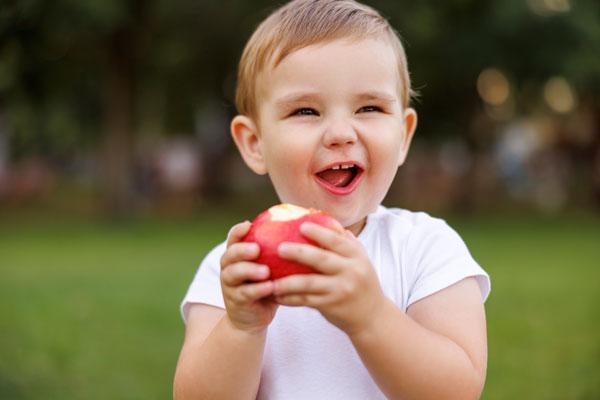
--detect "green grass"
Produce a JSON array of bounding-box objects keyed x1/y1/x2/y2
[
  {"x1": 1, "y1": 212, "x2": 599, "y2": 399},
  {"x1": 456, "y1": 216, "x2": 600, "y2": 400}
]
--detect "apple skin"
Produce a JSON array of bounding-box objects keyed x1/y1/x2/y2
[{"x1": 242, "y1": 204, "x2": 343, "y2": 280}]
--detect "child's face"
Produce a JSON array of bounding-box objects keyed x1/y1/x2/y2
[{"x1": 232, "y1": 38, "x2": 417, "y2": 234}]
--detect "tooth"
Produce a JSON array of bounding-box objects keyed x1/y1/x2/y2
[
  {"x1": 341, "y1": 164, "x2": 352, "y2": 169},
  {"x1": 332, "y1": 165, "x2": 340, "y2": 170}
]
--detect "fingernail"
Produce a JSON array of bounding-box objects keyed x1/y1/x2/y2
[
  {"x1": 259, "y1": 265, "x2": 269, "y2": 274},
  {"x1": 278, "y1": 243, "x2": 289, "y2": 255},
  {"x1": 300, "y1": 222, "x2": 312, "y2": 233}
]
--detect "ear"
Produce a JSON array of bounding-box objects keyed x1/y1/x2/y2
[
  {"x1": 230, "y1": 115, "x2": 267, "y2": 175},
  {"x1": 397, "y1": 108, "x2": 418, "y2": 167}
]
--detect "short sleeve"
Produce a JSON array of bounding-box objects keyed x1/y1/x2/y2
[
  {"x1": 404, "y1": 219, "x2": 490, "y2": 308},
  {"x1": 180, "y1": 242, "x2": 227, "y2": 323}
]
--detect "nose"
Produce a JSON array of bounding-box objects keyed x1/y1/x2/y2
[{"x1": 322, "y1": 117, "x2": 358, "y2": 148}]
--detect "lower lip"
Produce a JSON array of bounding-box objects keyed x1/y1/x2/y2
[{"x1": 314, "y1": 169, "x2": 363, "y2": 196}]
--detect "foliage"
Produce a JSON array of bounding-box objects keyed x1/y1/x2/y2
[{"x1": 1, "y1": 0, "x2": 599, "y2": 158}]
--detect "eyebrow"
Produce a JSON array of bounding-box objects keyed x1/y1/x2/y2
[
  {"x1": 354, "y1": 91, "x2": 398, "y2": 104},
  {"x1": 274, "y1": 91, "x2": 397, "y2": 109},
  {"x1": 274, "y1": 92, "x2": 320, "y2": 108}
]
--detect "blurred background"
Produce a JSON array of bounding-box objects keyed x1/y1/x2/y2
[{"x1": 0, "y1": 0, "x2": 599, "y2": 398}]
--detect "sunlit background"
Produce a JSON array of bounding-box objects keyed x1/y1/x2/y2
[{"x1": 1, "y1": 0, "x2": 599, "y2": 399}]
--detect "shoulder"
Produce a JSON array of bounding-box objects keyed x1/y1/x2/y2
[
  {"x1": 202, "y1": 241, "x2": 228, "y2": 267},
  {"x1": 193, "y1": 240, "x2": 229, "y2": 281},
  {"x1": 180, "y1": 241, "x2": 228, "y2": 321},
  {"x1": 371, "y1": 206, "x2": 473, "y2": 263},
  {"x1": 365, "y1": 205, "x2": 453, "y2": 244},
  {"x1": 367, "y1": 205, "x2": 473, "y2": 268},
  {"x1": 368, "y1": 206, "x2": 490, "y2": 302}
]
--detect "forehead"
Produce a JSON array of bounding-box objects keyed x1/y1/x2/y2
[{"x1": 257, "y1": 38, "x2": 401, "y2": 105}]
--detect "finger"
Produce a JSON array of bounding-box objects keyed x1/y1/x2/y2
[
  {"x1": 272, "y1": 274, "x2": 330, "y2": 296},
  {"x1": 321, "y1": 217, "x2": 345, "y2": 234},
  {"x1": 220, "y1": 242, "x2": 260, "y2": 268},
  {"x1": 277, "y1": 242, "x2": 343, "y2": 274},
  {"x1": 222, "y1": 262, "x2": 270, "y2": 287},
  {"x1": 226, "y1": 221, "x2": 252, "y2": 247},
  {"x1": 299, "y1": 222, "x2": 356, "y2": 256},
  {"x1": 275, "y1": 293, "x2": 326, "y2": 307},
  {"x1": 232, "y1": 280, "x2": 275, "y2": 303}
]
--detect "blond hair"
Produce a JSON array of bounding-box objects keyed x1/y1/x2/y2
[{"x1": 235, "y1": 0, "x2": 414, "y2": 120}]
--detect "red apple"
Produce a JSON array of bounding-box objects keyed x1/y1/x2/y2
[{"x1": 242, "y1": 203, "x2": 343, "y2": 280}]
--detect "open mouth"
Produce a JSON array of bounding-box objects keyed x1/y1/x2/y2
[{"x1": 315, "y1": 163, "x2": 363, "y2": 195}]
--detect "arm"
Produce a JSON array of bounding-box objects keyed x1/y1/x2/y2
[
  {"x1": 349, "y1": 277, "x2": 487, "y2": 400},
  {"x1": 173, "y1": 222, "x2": 278, "y2": 400},
  {"x1": 273, "y1": 223, "x2": 487, "y2": 400},
  {"x1": 173, "y1": 304, "x2": 268, "y2": 400}
]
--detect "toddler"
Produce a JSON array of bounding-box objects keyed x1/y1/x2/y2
[{"x1": 174, "y1": 1, "x2": 491, "y2": 399}]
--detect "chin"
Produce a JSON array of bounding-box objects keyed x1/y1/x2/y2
[
  {"x1": 321, "y1": 207, "x2": 366, "y2": 231},
  {"x1": 278, "y1": 192, "x2": 374, "y2": 230}
]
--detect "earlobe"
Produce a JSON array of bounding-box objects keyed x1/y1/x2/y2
[
  {"x1": 398, "y1": 108, "x2": 418, "y2": 167},
  {"x1": 230, "y1": 115, "x2": 268, "y2": 175}
]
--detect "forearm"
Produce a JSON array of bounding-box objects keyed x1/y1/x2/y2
[
  {"x1": 349, "y1": 299, "x2": 485, "y2": 400},
  {"x1": 174, "y1": 316, "x2": 266, "y2": 400}
]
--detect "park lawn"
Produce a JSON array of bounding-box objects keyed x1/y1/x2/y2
[{"x1": 0, "y1": 211, "x2": 599, "y2": 399}]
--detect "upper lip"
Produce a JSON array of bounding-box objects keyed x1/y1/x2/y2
[{"x1": 315, "y1": 161, "x2": 365, "y2": 174}]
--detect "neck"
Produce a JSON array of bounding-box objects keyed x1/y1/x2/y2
[{"x1": 346, "y1": 217, "x2": 366, "y2": 236}]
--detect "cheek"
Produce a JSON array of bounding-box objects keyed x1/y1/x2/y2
[
  {"x1": 264, "y1": 145, "x2": 308, "y2": 187},
  {"x1": 368, "y1": 136, "x2": 404, "y2": 180},
  {"x1": 372, "y1": 130, "x2": 404, "y2": 161},
  {"x1": 265, "y1": 127, "x2": 316, "y2": 164},
  {"x1": 266, "y1": 138, "x2": 302, "y2": 164}
]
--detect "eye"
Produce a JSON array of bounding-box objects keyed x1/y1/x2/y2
[
  {"x1": 358, "y1": 105, "x2": 383, "y2": 113},
  {"x1": 291, "y1": 108, "x2": 319, "y2": 117}
]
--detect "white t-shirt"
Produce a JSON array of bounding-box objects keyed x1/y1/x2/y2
[{"x1": 181, "y1": 206, "x2": 491, "y2": 399}]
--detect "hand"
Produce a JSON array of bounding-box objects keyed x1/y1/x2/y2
[
  {"x1": 220, "y1": 221, "x2": 278, "y2": 333},
  {"x1": 273, "y1": 222, "x2": 386, "y2": 336}
]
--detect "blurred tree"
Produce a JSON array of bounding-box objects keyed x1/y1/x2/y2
[
  {"x1": 0, "y1": 0, "x2": 147, "y2": 214},
  {"x1": 373, "y1": 0, "x2": 600, "y2": 141},
  {"x1": 0, "y1": 0, "x2": 598, "y2": 212}
]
